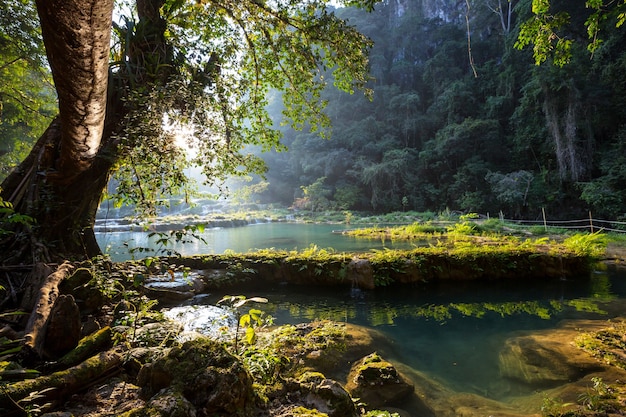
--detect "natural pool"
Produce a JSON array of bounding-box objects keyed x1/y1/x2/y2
[
  {"x1": 97, "y1": 222, "x2": 414, "y2": 261},
  {"x1": 100, "y1": 222, "x2": 626, "y2": 413},
  {"x1": 170, "y1": 263, "x2": 626, "y2": 414}
]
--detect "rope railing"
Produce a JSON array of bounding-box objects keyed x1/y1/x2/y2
[{"x1": 495, "y1": 210, "x2": 626, "y2": 234}]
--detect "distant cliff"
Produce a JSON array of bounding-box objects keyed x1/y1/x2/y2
[{"x1": 388, "y1": 0, "x2": 465, "y2": 23}]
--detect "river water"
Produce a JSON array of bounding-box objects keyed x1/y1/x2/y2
[
  {"x1": 97, "y1": 222, "x2": 626, "y2": 414},
  {"x1": 182, "y1": 267, "x2": 625, "y2": 402},
  {"x1": 97, "y1": 222, "x2": 414, "y2": 261}
]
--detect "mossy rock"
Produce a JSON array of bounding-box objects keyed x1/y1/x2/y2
[
  {"x1": 346, "y1": 353, "x2": 414, "y2": 408},
  {"x1": 136, "y1": 338, "x2": 254, "y2": 416},
  {"x1": 276, "y1": 406, "x2": 330, "y2": 417},
  {"x1": 289, "y1": 371, "x2": 358, "y2": 417}
]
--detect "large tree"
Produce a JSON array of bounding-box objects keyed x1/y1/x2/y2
[{"x1": 0, "y1": 0, "x2": 374, "y2": 264}]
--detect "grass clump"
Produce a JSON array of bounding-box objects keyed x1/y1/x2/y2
[{"x1": 562, "y1": 232, "x2": 608, "y2": 258}]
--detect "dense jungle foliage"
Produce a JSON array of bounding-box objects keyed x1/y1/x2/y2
[
  {"x1": 246, "y1": 0, "x2": 626, "y2": 220},
  {"x1": 3, "y1": 0, "x2": 626, "y2": 221}
]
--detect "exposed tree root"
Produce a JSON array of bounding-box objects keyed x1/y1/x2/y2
[
  {"x1": 22, "y1": 262, "x2": 74, "y2": 358},
  {"x1": 0, "y1": 347, "x2": 124, "y2": 414}
]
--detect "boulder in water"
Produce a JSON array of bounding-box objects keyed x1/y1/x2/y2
[
  {"x1": 499, "y1": 320, "x2": 608, "y2": 387},
  {"x1": 345, "y1": 352, "x2": 414, "y2": 408}
]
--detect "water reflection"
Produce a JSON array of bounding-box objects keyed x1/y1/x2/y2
[
  {"x1": 97, "y1": 223, "x2": 415, "y2": 261},
  {"x1": 187, "y1": 266, "x2": 624, "y2": 401}
]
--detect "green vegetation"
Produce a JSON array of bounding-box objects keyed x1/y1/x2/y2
[
  {"x1": 0, "y1": 192, "x2": 34, "y2": 238},
  {"x1": 0, "y1": 0, "x2": 56, "y2": 181},
  {"x1": 237, "y1": 320, "x2": 348, "y2": 398},
  {"x1": 231, "y1": 0, "x2": 626, "y2": 221},
  {"x1": 576, "y1": 321, "x2": 626, "y2": 370},
  {"x1": 541, "y1": 377, "x2": 623, "y2": 416},
  {"x1": 218, "y1": 295, "x2": 271, "y2": 354},
  {"x1": 343, "y1": 214, "x2": 611, "y2": 261}
]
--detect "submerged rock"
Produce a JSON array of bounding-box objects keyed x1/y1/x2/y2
[
  {"x1": 499, "y1": 320, "x2": 607, "y2": 387},
  {"x1": 143, "y1": 271, "x2": 205, "y2": 304}
]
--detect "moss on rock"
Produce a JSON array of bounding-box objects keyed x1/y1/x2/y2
[
  {"x1": 136, "y1": 337, "x2": 255, "y2": 416},
  {"x1": 346, "y1": 352, "x2": 414, "y2": 409}
]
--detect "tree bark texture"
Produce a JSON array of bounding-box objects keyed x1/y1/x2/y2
[
  {"x1": 0, "y1": 97, "x2": 127, "y2": 259},
  {"x1": 0, "y1": 348, "x2": 123, "y2": 413},
  {"x1": 23, "y1": 262, "x2": 74, "y2": 358},
  {"x1": 1, "y1": 0, "x2": 121, "y2": 261},
  {"x1": 34, "y1": 0, "x2": 114, "y2": 181}
]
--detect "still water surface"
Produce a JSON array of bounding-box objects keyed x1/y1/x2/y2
[
  {"x1": 97, "y1": 222, "x2": 413, "y2": 261},
  {"x1": 189, "y1": 269, "x2": 625, "y2": 405},
  {"x1": 99, "y1": 222, "x2": 626, "y2": 412}
]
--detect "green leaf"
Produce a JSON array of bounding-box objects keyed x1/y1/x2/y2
[
  {"x1": 239, "y1": 314, "x2": 251, "y2": 327},
  {"x1": 244, "y1": 326, "x2": 256, "y2": 345}
]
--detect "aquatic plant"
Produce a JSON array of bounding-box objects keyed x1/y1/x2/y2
[
  {"x1": 446, "y1": 213, "x2": 479, "y2": 236},
  {"x1": 578, "y1": 377, "x2": 615, "y2": 411},
  {"x1": 540, "y1": 395, "x2": 574, "y2": 417}
]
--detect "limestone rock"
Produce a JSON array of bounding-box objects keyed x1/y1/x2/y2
[
  {"x1": 346, "y1": 352, "x2": 414, "y2": 408},
  {"x1": 132, "y1": 321, "x2": 184, "y2": 347},
  {"x1": 348, "y1": 259, "x2": 374, "y2": 289},
  {"x1": 499, "y1": 321, "x2": 607, "y2": 387},
  {"x1": 274, "y1": 406, "x2": 330, "y2": 416},
  {"x1": 295, "y1": 371, "x2": 358, "y2": 417},
  {"x1": 143, "y1": 388, "x2": 197, "y2": 417},
  {"x1": 143, "y1": 271, "x2": 205, "y2": 305},
  {"x1": 137, "y1": 338, "x2": 254, "y2": 416}
]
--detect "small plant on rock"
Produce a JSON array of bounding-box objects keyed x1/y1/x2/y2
[{"x1": 218, "y1": 295, "x2": 271, "y2": 354}]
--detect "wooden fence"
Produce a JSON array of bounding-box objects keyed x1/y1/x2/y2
[{"x1": 495, "y1": 210, "x2": 626, "y2": 234}]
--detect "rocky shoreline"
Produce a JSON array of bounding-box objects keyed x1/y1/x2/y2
[{"x1": 1, "y1": 251, "x2": 625, "y2": 416}]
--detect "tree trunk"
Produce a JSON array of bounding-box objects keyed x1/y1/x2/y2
[
  {"x1": 0, "y1": 123, "x2": 117, "y2": 260},
  {"x1": 0, "y1": 348, "x2": 124, "y2": 413},
  {"x1": 23, "y1": 262, "x2": 74, "y2": 358},
  {"x1": 0, "y1": 0, "x2": 116, "y2": 262},
  {"x1": 34, "y1": 0, "x2": 114, "y2": 182}
]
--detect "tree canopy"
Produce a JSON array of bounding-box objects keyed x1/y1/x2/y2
[
  {"x1": 0, "y1": 0, "x2": 56, "y2": 180},
  {"x1": 0, "y1": 0, "x2": 375, "y2": 260},
  {"x1": 516, "y1": 0, "x2": 626, "y2": 66},
  {"x1": 246, "y1": 0, "x2": 626, "y2": 219}
]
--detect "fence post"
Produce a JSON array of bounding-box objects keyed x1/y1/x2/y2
[
  {"x1": 542, "y1": 207, "x2": 547, "y2": 232},
  {"x1": 589, "y1": 211, "x2": 594, "y2": 233}
]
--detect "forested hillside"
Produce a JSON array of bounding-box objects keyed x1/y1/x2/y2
[
  {"x1": 2, "y1": 0, "x2": 626, "y2": 221},
  {"x1": 252, "y1": 0, "x2": 626, "y2": 219}
]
